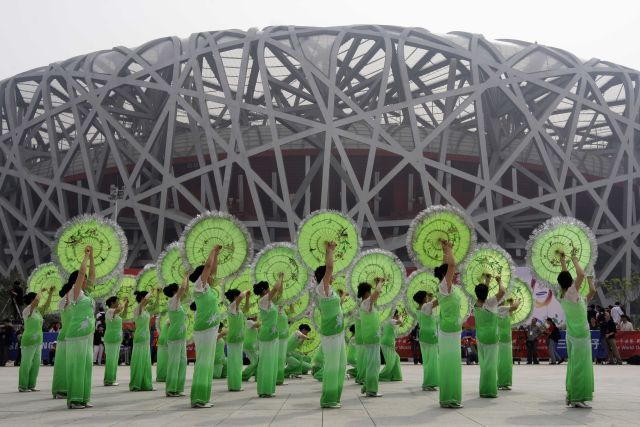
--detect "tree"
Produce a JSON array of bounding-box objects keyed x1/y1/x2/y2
[{"x1": 600, "y1": 273, "x2": 640, "y2": 315}]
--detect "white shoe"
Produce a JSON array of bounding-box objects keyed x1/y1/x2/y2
[
  {"x1": 571, "y1": 402, "x2": 591, "y2": 408},
  {"x1": 84, "y1": 403, "x2": 93, "y2": 408},
  {"x1": 366, "y1": 392, "x2": 383, "y2": 397},
  {"x1": 70, "y1": 403, "x2": 85, "y2": 409}
]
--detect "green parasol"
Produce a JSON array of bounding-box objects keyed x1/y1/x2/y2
[
  {"x1": 115, "y1": 275, "x2": 137, "y2": 321},
  {"x1": 407, "y1": 205, "x2": 476, "y2": 269},
  {"x1": 52, "y1": 214, "x2": 127, "y2": 284},
  {"x1": 252, "y1": 243, "x2": 309, "y2": 304},
  {"x1": 136, "y1": 264, "x2": 168, "y2": 315},
  {"x1": 526, "y1": 217, "x2": 597, "y2": 293},
  {"x1": 392, "y1": 300, "x2": 416, "y2": 338},
  {"x1": 461, "y1": 243, "x2": 514, "y2": 300},
  {"x1": 286, "y1": 290, "x2": 311, "y2": 322},
  {"x1": 453, "y1": 285, "x2": 473, "y2": 323},
  {"x1": 290, "y1": 315, "x2": 320, "y2": 355},
  {"x1": 27, "y1": 263, "x2": 64, "y2": 313},
  {"x1": 180, "y1": 211, "x2": 252, "y2": 279},
  {"x1": 296, "y1": 210, "x2": 361, "y2": 273},
  {"x1": 404, "y1": 270, "x2": 440, "y2": 317},
  {"x1": 347, "y1": 249, "x2": 406, "y2": 310},
  {"x1": 223, "y1": 268, "x2": 259, "y2": 318},
  {"x1": 330, "y1": 274, "x2": 357, "y2": 316},
  {"x1": 507, "y1": 278, "x2": 534, "y2": 327},
  {"x1": 157, "y1": 242, "x2": 188, "y2": 287},
  {"x1": 87, "y1": 276, "x2": 121, "y2": 301}
]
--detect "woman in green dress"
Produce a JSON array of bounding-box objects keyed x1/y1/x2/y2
[
  {"x1": 358, "y1": 277, "x2": 384, "y2": 398},
  {"x1": 163, "y1": 273, "x2": 189, "y2": 398},
  {"x1": 254, "y1": 274, "x2": 283, "y2": 398},
  {"x1": 190, "y1": 244, "x2": 223, "y2": 408},
  {"x1": 156, "y1": 315, "x2": 169, "y2": 382},
  {"x1": 18, "y1": 287, "x2": 54, "y2": 392},
  {"x1": 129, "y1": 290, "x2": 154, "y2": 391},
  {"x1": 473, "y1": 274, "x2": 506, "y2": 398},
  {"x1": 284, "y1": 323, "x2": 311, "y2": 378},
  {"x1": 379, "y1": 310, "x2": 403, "y2": 382},
  {"x1": 52, "y1": 283, "x2": 72, "y2": 399},
  {"x1": 354, "y1": 316, "x2": 364, "y2": 385},
  {"x1": 276, "y1": 306, "x2": 289, "y2": 386},
  {"x1": 225, "y1": 289, "x2": 250, "y2": 391},
  {"x1": 413, "y1": 290, "x2": 439, "y2": 391},
  {"x1": 311, "y1": 346, "x2": 324, "y2": 381},
  {"x1": 104, "y1": 296, "x2": 128, "y2": 386},
  {"x1": 497, "y1": 297, "x2": 520, "y2": 391},
  {"x1": 242, "y1": 317, "x2": 260, "y2": 382},
  {"x1": 558, "y1": 252, "x2": 595, "y2": 408},
  {"x1": 346, "y1": 324, "x2": 358, "y2": 379},
  {"x1": 435, "y1": 240, "x2": 462, "y2": 408},
  {"x1": 213, "y1": 326, "x2": 227, "y2": 379},
  {"x1": 65, "y1": 246, "x2": 96, "y2": 409}
]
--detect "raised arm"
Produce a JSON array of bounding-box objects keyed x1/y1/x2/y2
[
  {"x1": 571, "y1": 253, "x2": 585, "y2": 293},
  {"x1": 431, "y1": 299, "x2": 439, "y2": 309},
  {"x1": 200, "y1": 244, "x2": 222, "y2": 285},
  {"x1": 41, "y1": 286, "x2": 55, "y2": 314},
  {"x1": 26, "y1": 292, "x2": 42, "y2": 317},
  {"x1": 73, "y1": 247, "x2": 91, "y2": 299},
  {"x1": 115, "y1": 298, "x2": 129, "y2": 315},
  {"x1": 268, "y1": 272, "x2": 284, "y2": 301},
  {"x1": 509, "y1": 298, "x2": 521, "y2": 314},
  {"x1": 233, "y1": 290, "x2": 248, "y2": 310},
  {"x1": 323, "y1": 241, "x2": 336, "y2": 295},
  {"x1": 586, "y1": 274, "x2": 597, "y2": 302},
  {"x1": 139, "y1": 292, "x2": 152, "y2": 309},
  {"x1": 442, "y1": 240, "x2": 456, "y2": 291},
  {"x1": 495, "y1": 275, "x2": 506, "y2": 302},
  {"x1": 176, "y1": 272, "x2": 190, "y2": 301},
  {"x1": 370, "y1": 277, "x2": 384, "y2": 307},
  {"x1": 242, "y1": 290, "x2": 252, "y2": 314},
  {"x1": 88, "y1": 247, "x2": 96, "y2": 287}
]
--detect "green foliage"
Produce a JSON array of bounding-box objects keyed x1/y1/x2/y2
[{"x1": 600, "y1": 273, "x2": 640, "y2": 308}]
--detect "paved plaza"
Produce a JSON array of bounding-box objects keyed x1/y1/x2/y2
[{"x1": 0, "y1": 363, "x2": 636, "y2": 426}]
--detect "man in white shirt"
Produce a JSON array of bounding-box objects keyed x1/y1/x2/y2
[{"x1": 610, "y1": 303, "x2": 624, "y2": 325}]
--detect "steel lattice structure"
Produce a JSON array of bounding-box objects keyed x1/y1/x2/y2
[{"x1": 1, "y1": 26, "x2": 639, "y2": 291}]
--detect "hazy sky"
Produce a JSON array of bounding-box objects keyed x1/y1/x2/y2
[{"x1": 1, "y1": 0, "x2": 640, "y2": 79}]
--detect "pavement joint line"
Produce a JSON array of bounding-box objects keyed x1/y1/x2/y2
[{"x1": 267, "y1": 392, "x2": 289, "y2": 426}]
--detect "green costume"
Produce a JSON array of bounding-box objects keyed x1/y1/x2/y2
[
  {"x1": 284, "y1": 332, "x2": 311, "y2": 377},
  {"x1": 257, "y1": 297, "x2": 278, "y2": 397},
  {"x1": 360, "y1": 299, "x2": 380, "y2": 395},
  {"x1": 65, "y1": 292, "x2": 95, "y2": 407},
  {"x1": 242, "y1": 321, "x2": 259, "y2": 381},
  {"x1": 418, "y1": 303, "x2": 439, "y2": 389},
  {"x1": 560, "y1": 289, "x2": 594, "y2": 404},
  {"x1": 438, "y1": 284, "x2": 462, "y2": 407},
  {"x1": 156, "y1": 317, "x2": 169, "y2": 382},
  {"x1": 52, "y1": 301, "x2": 70, "y2": 397},
  {"x1": 129, "y1": 308, "x2": 153, "y2": 391},
  {"x1": 497, "y1": 308, "x2": 512, "y2": 389},
  {"x1": 346, "y1": 335, "x2": 358, "y2": 378},
  {"x1": 190, "y1": 286, "x2": 220, "y2": 406},
  {"x1": 312, "y1": 346, "x2": 324, "y2": 381},
  {"x1": 475, "y1": 300, "x2": 499, "y2": 398},
  {"x1": 318, "y1": 288, "x2": 347, "y2": 407},
  {"x1": 276, "y1": 310, "x2": 289, "y2": 385},
  {"x1": 354, "y1": 318, "x2": 364, "y2": 384},
  {"x1": 166, "y1": 299, "x2": 187, "y2": 396},
  {"x1": 226, "y1": 304, "x2": 245, "y2": 390},
  {"x1": 103, "y1": 309, "x2": 123, "y2": 386},
  {"x1": 18, "y1": 307, "x2": 43, "y2": 392},
  {"x1": 213, "y1": 337, "x2": 227, "y2": 379},
  {"x1": 379, "y1": 320, "x2": 402, "y2": 382}
]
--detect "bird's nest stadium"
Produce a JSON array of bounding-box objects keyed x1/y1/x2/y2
[{"x1": 0, "y1": 25, "x2": 638, "y2": 283}]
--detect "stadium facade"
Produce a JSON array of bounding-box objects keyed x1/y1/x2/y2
[{"x1": 1, "y1": 25, "x2": 639, "y2": 289}]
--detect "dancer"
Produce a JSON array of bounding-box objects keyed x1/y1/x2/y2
[
  {"x1": 276, "y1": 305, "x2": 289, "y2": 386},
  {"x1": 558, "y1": 252, "x2": 595, "y2": 408},
  {"x1": 379, "y1": 310, "x2": 403, "y2": 382},
  {"x1": 358, "y1": 277, "x2": 384, "y2": 398},
  {"x1": 129, "y1": 290, "x2": 154, "y2": 391},
  {"x1": 436, "y1": 240, "x2": 462, "y2": 408},
  {"x1": 226, "y1": 289, "x2": 250, "y2": 391},
  {"x1": 104, "y1": 295, "x2": 128, "y2": 386},
  {"x1": 354, "y1": 315, "x2": 364, "y2": 385},
  {"x1": 18, "y1": 287, "x2": 54, "y2": 392},
  {"x1": 497, "y1": 297, "x2": 520, "y2": 390},
  {"x1": 413, "y1": 290, "x2": 439, "y2": 391},
  {"x1": 164, "y1": 273, "x2": 189, "y2": 397},
  {"x1": 156, "y1": 315, "x2": 169, "y2": 382},
  {"x1": 315, "y1": 241, "x2": 348, "y2": 407},
  {"x1": 284, "y1": 324, "x2": 311, "y2": 378},
  {"x1": 311, "y1": 346, "x2": 324, "y2": 381},
  {"x1": 52, "y1": 282, "x2": 72, "y2": 399},
  {"x1": 213, "y1": 326, "x2": 227, "y2": 379},
  {"x1": 190, "y1": 244, "x2": 223, "y2": 408},
  {"x1": 346, "y1": 324, "x2": 358, "y2": 379},
  {"x1": 254, "y1": 273, "x2": 284, "y2": 397},
  {"x1": 242, "y1": 317, "x2": 260, "y2": 382},
  {"x1": 474, "y1": 274, "x2": 506, "y2": 398}
]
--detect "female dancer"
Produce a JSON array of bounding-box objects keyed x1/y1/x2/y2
[
  {"x1": 276, "y1": 305, "x2": 289, "y2": 386},
  {"x1": 156, "y1": 315, "x2": 169, "y2": 382},
  {"x1": 242, "y1": 317, "x2": 259, "y2": 382},
  {"x1": 190, "y1": 244, "x2": 222, "y2": 408},
  {"x1": 497, "y1": 297, "x2": 520, "y2": 390},
  {"x1": 213, "y1": 326, "x2": 227, "y2": 379},
  {"x1": 435, "y1": 240, "x2": 462, "y2": 408},
  {"x1": 18, "y1": 287, "x2": 54, "y2": 392},
  {"x1": 315, "y1": 242, "x2": 347, "y2": 407},
  {"x1": 65, "y1": 246, "x2": 96, "y2": 409},
  {"x1": 379, "y1": 310, "x2": 403, "y2": 382},
  {"x1": 284, "y1": 323, "x2": 311, "y2": 378},
  {"x1": 558, "y1": 252, "x2": 595, "y2": 408},
  {"x1": 254, "y1": 274, "x2": 283, "y2": 398},
  {"x1": 104, "y1": 295, "x2": 128, "y2": 386},
  {"x1": 163, "y1": 273, "x2": 189, "y2": 397},
  {"x1": 413, "y1": 290, "x2": 439, "y2": 391},
  {"x1": 52, "y1": 282, "x2": 72, "y2": 399},
  {"x1": 474, "y1": 274, "x2": 505, "y2": 398},
  {"x1": 358, "y1": 277, "x2": 384, "y2": 398},
  {"x1": 226, "y1": 289, "x2": 250, "y2": 391},
  {"x1": 129, "y1": 290, "x2": 153, "y2": 391},
  {"x1": 354, "y1": 315, "x2": 364, "y2": 385},
  {"x1": 346, "y1": 324, "x2": 358, "y2": 379},
  {"x1": 311, "y1": 346, "x2": 324, "y2": 381}
]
